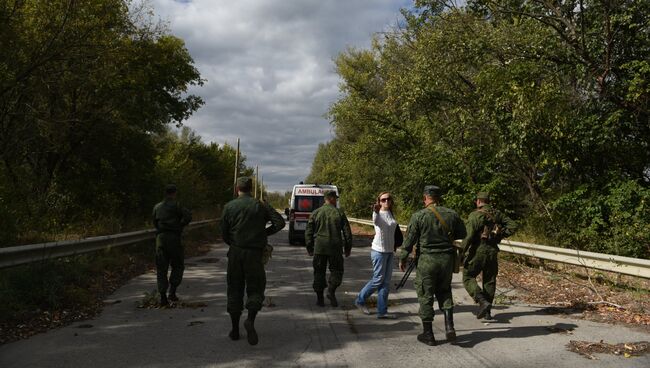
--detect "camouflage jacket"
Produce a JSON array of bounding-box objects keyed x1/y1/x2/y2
[
  {"x1": 461, "y1": 204, "x2": 517, "y2": 255},
  {"x1": 221, "y1": 194, "x2": 285, "y2": 250},
  {"x1": 305, "y1": 203, "x2": 353, "y2": 256},
  {"x1": 399, "y1": 204, "x2": 467, "y2": 262},
  {"x1": 153, "y1": 199, "x2": 192, "y2": 234}
]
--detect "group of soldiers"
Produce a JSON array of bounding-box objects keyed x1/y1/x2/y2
[
  {"x1": 397, "y1": 185, "x2": 516, "y2": 345},
  {"x1": 152, "y1": 179, "x2": 516, "y2": 347}
]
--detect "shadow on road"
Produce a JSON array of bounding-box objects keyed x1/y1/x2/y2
[
  {"x1": 451, "y1": 304, "x2": 559, "y2": 324},
  {"x1": 454, "y1": 322, "x2": 579, "y2": 348}
]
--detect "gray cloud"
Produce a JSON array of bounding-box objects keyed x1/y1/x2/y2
[{"x1": 151, "y1": 0, "x2": 409, "y2": 191}]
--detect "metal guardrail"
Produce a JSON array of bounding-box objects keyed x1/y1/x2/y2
[
  {"x1": 0, "y1": 219, "x2": 219, "y2": 269},
  {"x1": 348, "y1": 217, "x2": 650, "y2": 279},
  {"x1": 5, "y1": 215, "x2": 648, "y2": 279}
]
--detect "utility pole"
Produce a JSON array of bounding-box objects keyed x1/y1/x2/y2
[
  {"x1": 260, "y1": 176, "x2": 264, "y2": 202},
  {"x1": 232, "y1": 138, "x2": 240, "y2": 198},
  {"x1": 254, "y1": 165, "x2": 259, "y2": 199}
]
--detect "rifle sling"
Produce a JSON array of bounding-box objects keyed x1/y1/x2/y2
[
  {"x1": 427, "y1": 205, "x2": 453, "y2": 243},
  {"x1": 407, "y1": 206, "x2": 453, "y2": 260}
]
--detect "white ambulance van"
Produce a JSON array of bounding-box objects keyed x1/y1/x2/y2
[{"x1": 286, "y1": 183, "x2": 339, "y2": 245}]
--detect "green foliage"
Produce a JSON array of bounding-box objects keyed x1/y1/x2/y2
[
  {"x1": 265, "y1": 191, "x2": 291, "y2": 210},
  {"x1": 307, "y1": 1, "x2": 650, "y2": 258},
  {"x1": 542, "y1": 180, "x2": 650, "y2": 258},
  {"x1": 0, "y1": 1, "x2": 250, "y2": 244},
  {"x1": 154, "y1": 127, "x2": 241, "y2": 213}
]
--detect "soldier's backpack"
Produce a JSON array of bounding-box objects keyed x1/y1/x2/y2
[{"x1": 478, "y1": 209, "x2": 503, "y2": 245}]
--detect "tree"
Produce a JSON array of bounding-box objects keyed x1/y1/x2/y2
[
  {"x1": 0, "y1": 1, "x2": 216, "y2": 243},
  {"x1": 307, "y1": 1, "x2": 649, "y2": 257}
]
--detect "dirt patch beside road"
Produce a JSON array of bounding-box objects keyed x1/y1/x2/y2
[{"x1": 497, "y1": 255, "x2": 650, "y2": 329}]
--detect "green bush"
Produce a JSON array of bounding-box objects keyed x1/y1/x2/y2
[{"x1": 545, "y1": 180, "x2": 650, "y2": 258}]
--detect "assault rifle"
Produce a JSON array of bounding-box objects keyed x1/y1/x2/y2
[{"x1": 395, "y1": 257, "x2": 417, "y2": 290}]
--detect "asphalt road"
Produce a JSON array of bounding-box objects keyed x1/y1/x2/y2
[{"x1": 1, "y1": 224, "x2": 649, "y2": 368}]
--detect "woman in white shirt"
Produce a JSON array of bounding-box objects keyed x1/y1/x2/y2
[{"x1": 354, "y1": 191, "x2": 398, "y2": 318}]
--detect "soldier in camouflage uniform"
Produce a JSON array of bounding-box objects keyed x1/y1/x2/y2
[
  {"x1": 461, "y1": 192, "x2": 517, "y2": 320},
  {"x1": 399, "y1": 185, "x2": 466, "y2": 346},
  {"x1": 305, "y1": 190, "x2": 352, "y2": 308},
  {"x1": 152, "y1": 184, "x2": 192, "y2": 307},
  {"x1": 221, "y1": 177, "x2": 285, "y2": 345}
]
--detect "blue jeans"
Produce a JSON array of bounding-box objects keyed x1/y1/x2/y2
[{"x1": 356, "y1": 250, "x2": 394, "y2": 315}]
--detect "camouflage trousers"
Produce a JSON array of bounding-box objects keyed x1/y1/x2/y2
[
  {"x1": 155, "y1": 232, "x2": 184, "y2": 295},
  {"x1": 463, "y1": 243, "x2": 499, "y2": 303},
  {"x1": 312, "y1": 253, "x2": 344, "y2": 292},
  {"x1": 414, "y1": 252, "x2": 455, "y2": 322},
  {"x1": 227, "y1": 246, "x2": 266, "y2": 314}
]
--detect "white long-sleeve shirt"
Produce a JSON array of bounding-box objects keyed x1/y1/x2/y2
[{"x1": 372, "y1": 210, "x2": 397, "y2": 253}]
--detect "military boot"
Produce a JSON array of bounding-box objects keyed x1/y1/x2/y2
[
  {"x1": 484, "y1": 306, "x2": 494, "y2": 320},
  {"x1": 160, "y1": 293, "x2": 169, "y2": 307},
  {"x1": 443, "y1": 309, "x2": 456, "y2": 342},
  {"x1": 168, "y1": 285, "x2": 179, "y2": 302},
  {"x1": 475, "y1": 293, "x2": 491, "y2": 319},
  {"x1": 228, "y1": 312, "x2": 241, "y2": 341},
  {"x1": 326, "y1": 287, "x2": 338, "y2": 307},
  {"x1": 316, "y1": 291, "x2": 325, "y2": 307},
  {"x1": 417, "y1": 321, "x2": 436, "y2": 346},
  {"x1": 243, "y1": 310, "x2": 259, "y2": 346}
]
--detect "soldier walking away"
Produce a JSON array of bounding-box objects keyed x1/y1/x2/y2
[
  {"x1": 398, "y1": 185, "x2": 466, "y2": 346},
  {"x1": 461, "y1": 192, "x2": 517, "y2": 320},
  {"x1": 221, "y1": 177, "x2": 285, "y2": 345},
  {"x1": 305, "y1": 190, "x2": 353, "y2": 308},
  {"x1": 152, "y1": 184, "x2": 192, "y2": 307}
]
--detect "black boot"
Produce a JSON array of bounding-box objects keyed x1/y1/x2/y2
[
  {"x1": 417, "y1": 321, "x2": 436, "y2": 346},
  {"x1": 326, "y1": 287, "x2": 338, "y2": 307},
  {"x1": 316, "y1": 291, "x2": 325, "y2": 307},
  {"x1": 475, "y1": 293, "x2": 491, "y2": 319},
  {"x1": 244, "y1": 310, "x2": 259, "y2": 346},
  {"x1": 484, "y1": 306, "x2": 494, "y2": 320},
  {"x1": 443, "y1": 309, "x2": 456, "y2": 342},
  {"x1": 228, "y1": 312, "x2": 241, "y2": 340},
  {"x1": 160, "y1": 293, "x2": 169, "y2": 307},
  {"x1": 168, "y1": 285, "x2": 179, "y2": 302}
]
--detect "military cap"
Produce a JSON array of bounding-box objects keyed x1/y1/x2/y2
[
  {"x1": 236, "y1": 176, "x2": 252, "y2": 190},
  {"x1": 323, "y1": 190, "x2": 339, "y2": 198},
  {"x1": 165, "y1": 183, "x2": 178, "y2": 194},
  {"x1": 476, "y1": 191, "x2": 491, "y2": 200},
  {"x1": 423, "y1": 185, "x2": 442, "y2": 197}
]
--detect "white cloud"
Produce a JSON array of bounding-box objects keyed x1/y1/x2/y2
[{"x1": 150, "y1": 0, "x2": 409, "y2": 191}]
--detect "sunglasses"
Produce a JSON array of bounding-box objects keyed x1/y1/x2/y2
[{"x1": 380, "y1": 197, "x2": 392, "y2": 202}]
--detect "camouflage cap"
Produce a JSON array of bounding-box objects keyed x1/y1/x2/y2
[
  {"x1": 323, "y1": 190, "x2": 339, "y2": 198},
  {"x1": 165, "y1": 183, "x2": 178, "y2": 194},
  {"x1": 476, "y1": 191, "x2": 491, "y2": 200},
  {"x1": 423, "y1": 185, "x2": 442, "y2": 197},
  {"x1": 236, "y1": 176, "x2": 253, "y2": 191}
]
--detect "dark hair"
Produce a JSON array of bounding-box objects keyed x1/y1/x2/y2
[
  {"x1": 165, "y1": 184, "x2": 178, "y2": 195},
  {"x1": 376, "y1": 191, "x2": 394, "y2": 212}
]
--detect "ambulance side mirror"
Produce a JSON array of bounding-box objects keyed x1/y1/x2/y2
[{"x1": 284, "y1": 208, "x2": 290, "y2": 216}]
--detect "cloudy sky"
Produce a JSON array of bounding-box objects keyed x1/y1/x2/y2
[{"x1": 149, "y1": 0, "x2": 411, "y2": 192}]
